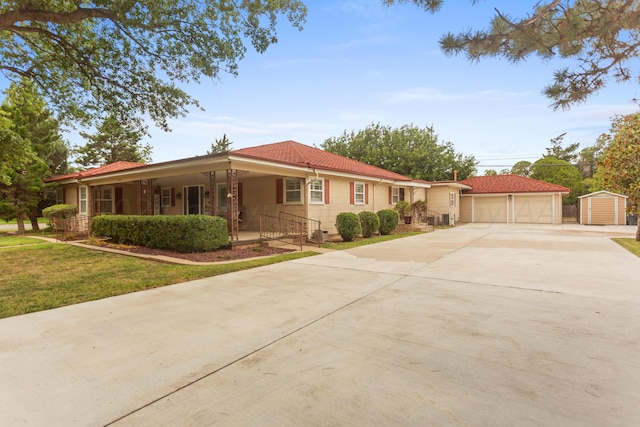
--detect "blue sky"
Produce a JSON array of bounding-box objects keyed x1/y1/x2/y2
[{"x1": 12, "y1": 1, "x2": 640, "y2": 174}]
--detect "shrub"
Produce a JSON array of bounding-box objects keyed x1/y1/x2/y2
[
  {"x1": 358, "y1": 211, "x2": 380, "y2": 238},
  {"x1": 91, "y1": 215, "x2": 229, "y2": 252},
  {"x1": 42, "y1": 204, "x2": 78, "y2": 220},
  {"x1": 377, "y1": 209, "x2": 399, "y2": 235},
  {"x1": 335, "y1": 212, "x2": 362, "y2": 242}
]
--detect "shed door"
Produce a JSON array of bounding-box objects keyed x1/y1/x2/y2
[
  {"x1": 589, "y1": 197, "x2": 616, "y2": 225},
  {"x1": 515, "y1": 195, "x2": 553, "y2": 224},
  {"x1": 474, "y1": 196, "x2": 507, "y2": 223}
]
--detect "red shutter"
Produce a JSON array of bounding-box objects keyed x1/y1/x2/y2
[
  {"x1": 115, "y1": 187, "x2": 123, "y2": 214},
  {"x1": 365, "y1": 184, "x2": 369, "y2": 205},
  {"x1": 276, "y1": 179, "x2": 283, "y2": 204},
  {"x1": 349, "y1": 182, "x2": 354, "y2": 205},
  {"x1": 388, "y1": 187, "x2": 392, "y2": 204},
  {"x1": 324, "y1": 180, "x2": 330, "y2": 204},
  {"x1": 171, "y1": 188, "x2": 175, "y2": 206}
]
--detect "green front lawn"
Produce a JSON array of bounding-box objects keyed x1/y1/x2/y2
[
  {"x1": 612, "y1": 238, "x2": 640, "y2": 257},
  {"x1": 0, "y1": 235, "x2": 46, "y2": 247},
  {"x1": 320, "y1": 231, "x2": 424, "y2": 250},
  {"x1": 0, "y1": 243, "x2": 317, "y2": 319}
]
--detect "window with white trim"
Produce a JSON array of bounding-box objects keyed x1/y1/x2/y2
[
  {"x1": 216, "y1": 183, "x2": 228, "y2": 210},
  {"x1": 284, "y1": 178, "x2": 303, "y2": 204},
  {"x1": 79, "y1": 186, "x2": 88, "y2": 214},
  {"x1": 309, "y1": 179, "x2": 324, "y2": 204},
  {"x1": 354, "y1": 182, "x2": 365, "y2": 205},
  {"x1": 161, "y1": 188, "x2": 171, "y2": 207},
  {"x1": 392, "y1": 187, "x2": 405, "y2": 204},
  {"x1": 449, "y1": 192, "x2": 456, "y2": 208}
]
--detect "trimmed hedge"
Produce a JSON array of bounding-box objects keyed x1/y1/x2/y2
[
  {"x1": 358, "y1": 211, "x2": 380, "y2": 238},
  {"x1": 91, "y1": 215, "x2": 229, "y2": 253},
  {"x1": 42, "y1": 204, "x2": 78, "y2": 220},
  {"x1": 335, "y1": 212, "x2": 362, "y2": 242},
  {"x1": 377, "y1": 209, "x2": 399, "y2": 235}
]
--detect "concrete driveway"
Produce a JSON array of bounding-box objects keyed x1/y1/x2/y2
[{"x1": 1, "y1": 224, "x2": 639, "y2": 426}]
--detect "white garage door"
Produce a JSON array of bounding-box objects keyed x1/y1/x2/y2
[
  {"x1": 473, "y1": 196, "x2": 507, "y2": 223},
  {"x1": 514, "y1": 195, "x2": 553, "y2": 224}
]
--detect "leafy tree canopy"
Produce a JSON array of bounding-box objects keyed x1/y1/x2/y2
[
  {"x1": 510, "y1": 160, "x2": 532, "y2": 177},
  {"x1": 596, "y1": 111, "x2": 640, "y2": 239},
  {"x1": 0, "y1": 1, "x2": 307, "y2": 132},
  {"x1": 387, "y1": 0, "x2": 640, "y2": 109},
  {"x1": 531, "y1": 156, "x2": 584, "y2": 204},
  {"x1": 321, "y1": 122, "x2": 477, "y2": 181},
  {"x1": 75, "y1": 114, "x2": 151, "y2": 167}
]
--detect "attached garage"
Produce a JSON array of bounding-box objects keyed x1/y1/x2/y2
[
  {"x1": 473, "y1": 196, "x2": 507, "y2": 223},
  {"x1": 459, "y1": 175, "x2": 570, "y2": 224},
  {"x1": 578, "y1": 191, "x2": 627, "y2": 225}
]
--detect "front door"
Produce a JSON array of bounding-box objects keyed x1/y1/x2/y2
[{"x1": 184, "y1": 185, "x2": 203, "y2": 214}]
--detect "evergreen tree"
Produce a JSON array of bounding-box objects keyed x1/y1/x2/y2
[
  {"x1": 0, "y1": 80, "x2": 66, "y2": 232},
  {"x1": 75, "y1": 115, "x2": 152, "y2": 167}
]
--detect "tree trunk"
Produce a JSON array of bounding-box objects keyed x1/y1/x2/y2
[
  {"x1": 636, "y1": 221, "x2": 640, "y2": 242},
  {"x1": 29, "y1": 213, "x2": 40, "y2": 231},
  {"x1": 16, "y1": 214, "x2": 26, "y2": 234}
]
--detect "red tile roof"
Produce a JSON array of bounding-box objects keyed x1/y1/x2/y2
[
  {"x1": 46, "y1": 161, "x2": 146, "y2": 182},
  {"x1": 233, "y1": 140, "x2": 412, "y2": 181},
  {"x1": 460, "y1": 175, "x2": 570, "y2": 194}
]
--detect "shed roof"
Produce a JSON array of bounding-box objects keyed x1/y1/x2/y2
[
  {"x1": 578, "y1": 190, "x2": 628, "y2": 199},
  {"x1": 460, "y1": 175, "x2": 570, "y2": 194}
]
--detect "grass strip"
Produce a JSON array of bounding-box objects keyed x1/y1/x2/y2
[
  {"x1": 0, "y1": 243, "x2": 317, "y2": 319},
  {"x1": 612, "y1": 238, "x2": 640, "y2": 257},
  {"x1": 0, "y1": 235, "x2": 47, "y2": 247},
  {"x1": 320, "y1": 231, "x2": 424, "y2": 250}
]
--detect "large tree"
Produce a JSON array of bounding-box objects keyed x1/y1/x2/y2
[
  {"x1": 75, "y1": 114, "x2": 151, "y2": 167},
  {"x1": 388, "y1": 1, "x2": 640, "y2": 109},
  {"x1": 0, "y1": 1, "x2": 307, "y2": 132},
  {"x1": 321, "y1": 123, "x2": 477, "y2": 181},
  {"x1": 597, "y1": 112, "x2": 640, "y2": 240},
  {"x1": 0, "y1": 80, "x2": 65, "y2": 232},
  {"x1": 531, "y1": 156, "x2": 584, "y2": 205}
]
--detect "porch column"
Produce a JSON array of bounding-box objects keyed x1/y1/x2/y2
[
  {"x1": 136, "y1": 181, "x2": 143, "y2": 215},
  {"x1": 226, "y1": 169, "x2": 239, "y2": 241},
  {"x1": 410, "y1": 187, "x2": 416, "y2": 222}
]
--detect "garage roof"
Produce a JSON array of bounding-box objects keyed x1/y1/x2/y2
[{"x1": 461, "y1": 175, "x2": 570, "y2": 194}]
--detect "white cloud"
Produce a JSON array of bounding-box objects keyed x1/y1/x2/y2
[{"x1": 380, "y1": 86, "x2": 530, "y2": 103}]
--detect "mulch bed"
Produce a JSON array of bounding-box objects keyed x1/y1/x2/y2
[{"x1": 93, "y1": 242, "x2": 295, "y2": 263}]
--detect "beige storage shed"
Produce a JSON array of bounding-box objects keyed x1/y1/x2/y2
[{"x1": 578, "y1": 191, "x2": 628, "y2": 225}]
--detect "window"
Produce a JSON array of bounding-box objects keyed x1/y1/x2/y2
[
  {"x1": 309, "y1": 179, "x2": 324, "y2": 204},
  {"x1": 392, "y1": 187, "x2": 405, "y2": 204},
  {"x1": 79, "y1": 186, "x2": 88, "y2": 214},
  {"x1": 284, "y1": 178, "x2": 302, "y2": 204},
  {"x1": 449, "y1": 192, "x2": 456, "y2": 208},
  {"x1": 354, "y1": 182, "x2": 365, "y2": 205},
  {"x1": 161, "y1": 188, "x2": 171, "y2": 207},
  {"x1": 217, "y1": 183, "x2": 227, "y2": 210},
  {"x1": 98, "y1": 186, "x2": 114, "y2": 214},
  {"x1": 55, "y1": 188, "x2": 64, "y2": 204}
]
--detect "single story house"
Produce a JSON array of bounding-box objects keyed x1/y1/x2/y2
[
  {"x1": 47, "y1": 140, "x2": 432, "y2": 240},
  {"x1": 578, "y1": 191, "x2": 628, "y2": 225},
  {"x1": 458, "y1": 175, "x2": 570, "y2": 224}
]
